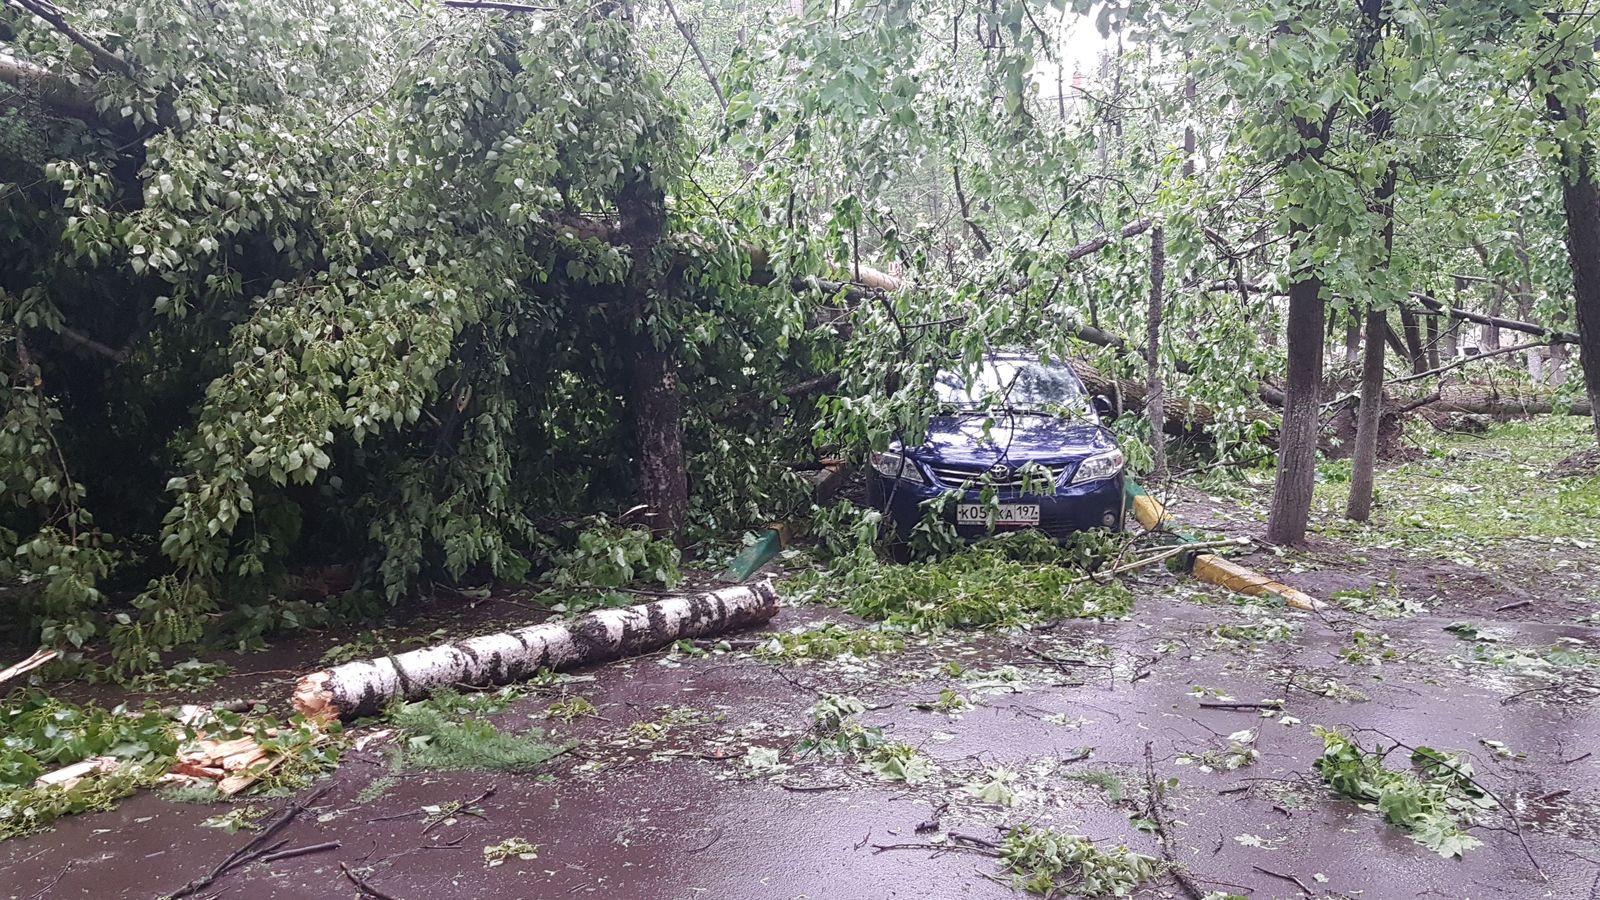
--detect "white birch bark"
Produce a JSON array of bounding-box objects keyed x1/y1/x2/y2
[{"x1": 293, "y1": 582, "x2": 779, "y2": 720}]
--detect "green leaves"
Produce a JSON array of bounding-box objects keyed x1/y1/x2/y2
[
  {"x1": 788, "y1": 530, "x2": 1133, "y2": 631},
  {"x1": 865, "y1": 740, "x2": 936, "y2": 784},
  {"x1": 1312, "y1": 726, "x2": 1492, "y2": 858},
  {"x1": 541, "y1": 516, "x2": 682, "y2": 590},
  {"x1": 999, "y1": 824, "x2": 1158, "y2": 897}
]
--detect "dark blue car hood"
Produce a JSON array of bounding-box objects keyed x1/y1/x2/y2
[{"x1": 912, "y1": 412, "x2": 1116, "y2": 467}]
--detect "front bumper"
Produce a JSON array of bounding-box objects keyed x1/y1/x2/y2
[{"x1": 867, "y1": 472, "x2": 1127, "y2": 541}]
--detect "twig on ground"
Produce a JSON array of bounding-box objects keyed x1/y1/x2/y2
[
  {"x1": 29, "y1": 860, "x2": 74, "y2": 899},
  {"x1": 1501, "y1": 683, "x2": 1563, "y2": 706},
  {"x1": 869, "y1": 842, "x2": 999, "y2": 857},
  {"x1": 1198, "y1": 700, "x2": 1283, "y2": 710},
  {"x1": 777, "y1": 780, "x2": 850, "y2": 792},
  {"x1": 259, "y1": 842, "x2": 340, "y2": 864},
  {"x1": 916, "y1": 802, "x2": 949, "y2": 834},
  {"x1": 1251, "y1": 865, "x2": 1312, "y2": 896},
  {"x1": 688, "y1": 825, "x2": 724, "y2": 854},
  {"x1": 422, "y1": 787, "x2": 495, "y2": 835},
  {"x1": 1494, "y1": 600, "x2": 1533, "y2": 613},
  {"x1": 1143, "y1": 741, "x2": 1205, "y2": 900},
  {"x1": 340, "y1": 862, "x2": 402, "y2": 899},
  {"x1": 168, "y1": 785, "x2": 332, "y2": 898}
]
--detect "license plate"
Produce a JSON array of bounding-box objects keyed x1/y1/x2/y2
[{"x1": 956, "y1": 503, "x2": 1040, "y2": 527}]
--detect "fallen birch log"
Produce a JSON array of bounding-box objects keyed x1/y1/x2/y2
[{"x1": 293, "y1": 582, "x2": 780, "y2": 721}]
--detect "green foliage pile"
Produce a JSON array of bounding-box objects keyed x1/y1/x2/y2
[
  {"x1": 0, "y1": 689, "x2": 178, "y2": 839},
  {"x1": 0, "y1": 0, "x2": 821, "y2": 669},
  {"x1": 789, "y1": 532, "x2": 1132, "y2": 631},
  {"x1": 998, "y1": 824, "x2": 1158, "y2": 897},
  {"x1": 753, "y1": 622, "x2": 904, "y2": 661},
  {"x1": 541, "y1": 517, "x2": 682, "y2": 590},
  {"x1": 0, "y1": 688, "x2": 345, "y2": 839},
  {"x1": 1312, "y1": 726, "x2": 1493, "y2": 858},
  {"x1": 795, "y1": 693, "x2": 884, "y2": 758},
  {"x1": 384, "y1": 691, "x2": 565, "y2": 774}
]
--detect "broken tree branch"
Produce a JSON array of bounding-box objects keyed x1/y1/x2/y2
[
  {"x1": 1143, "y1": 741, "x2": 1205, "y2": 900},
  {"x1": 1410, "y1": 292, "x2": 1579, "y2": 345},
  {"x1": 441, "y1": 0, "x2": 555, "y2": 11},
  {"x1": 167, "y1": 785, "x2": 332, "y2": 898},
  {"x1": 11, "y1": 0, "x2": 134, "y2": 77},
  {"x1": 0, "y1": 648, "x2": 58, "y2": 685},
  {"x1": 661, "y1": 0, "x2": 725, "y2": 111}
]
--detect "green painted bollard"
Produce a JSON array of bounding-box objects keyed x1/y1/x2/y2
[{"x1": 720, "y1": 524, "x2": 790, "y2": 583}]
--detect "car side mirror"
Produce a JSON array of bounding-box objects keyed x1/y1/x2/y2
[{"x1": 1091, "y1": 394, "x2": 1117, "y2": 421}]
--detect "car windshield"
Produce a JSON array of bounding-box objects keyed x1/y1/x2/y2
[{"x1": 934, "y1": 359, "x2": 1085, "y2": 411}]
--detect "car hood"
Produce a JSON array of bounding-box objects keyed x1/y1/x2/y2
[{"x1": 914, "y1": 412, "x2": 1116, "y2": 467}]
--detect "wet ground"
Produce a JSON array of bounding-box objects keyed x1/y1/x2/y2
[{"x1": 4, "y1": 420, "x2": 1600, "y2": 899}]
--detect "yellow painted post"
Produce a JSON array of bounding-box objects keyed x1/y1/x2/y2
[{"x1": 1123, "y1": 479, "x2": 1323, "y2": 612}]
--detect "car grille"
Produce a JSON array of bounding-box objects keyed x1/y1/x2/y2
[{"x1": 927, "y1": 462, "x2": 1058, "y2": 490}]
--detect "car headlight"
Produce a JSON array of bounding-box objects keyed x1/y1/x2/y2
[
  {"x1": 1070, "y1": 448, "x2": 1125, "y2": 484},
  {"x1": 870, "y1": 449, "x2": 928, "y2": 484}
]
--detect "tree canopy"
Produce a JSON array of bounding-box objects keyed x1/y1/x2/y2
[{"x1": 1, "y1": 0, "x2": 1596, "y2": 673}]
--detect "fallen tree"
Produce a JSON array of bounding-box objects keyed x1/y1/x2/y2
[
  {"x1": 1421, "y1": 386, "x2": 1593, "y2": 418},
  {"x1": 292, "y1": 582, "x2": 780, "y2": 720},
  {"x1": 1067, "y1": 361, "x2": 1276, "y2": 438}
]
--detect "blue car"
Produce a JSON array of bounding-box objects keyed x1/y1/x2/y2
[{"x1": 867, "y1": 353, "x2": 1127, "y2": 542}]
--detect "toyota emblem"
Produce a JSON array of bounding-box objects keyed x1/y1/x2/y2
[{"x1": 986, "y1": 462, "x2": 1011, "y2": 480}]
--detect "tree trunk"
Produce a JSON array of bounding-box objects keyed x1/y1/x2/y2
[
  {"x1": 1146, "y1": 226, "x2": 1168, "y2": 480},
  {"x1": 293, "y1": 584, "x2": 780, "y2": 720},
  {"x1": 1265, "y1": 222, "x2": 1326, "y2": 546},
  {"x1": 1398, "y1": 306, "x2": 1426, "y2": 374},
  {"x1": 628, "y1": 332, "x2": 689, "y2": 540},
  {"x1": 1547, "y1": 102, "x2": 1600, "y2": 443},
  {"x1": 617, "y1": 176, "x2": 688, "y2": 541},
  {"x1": 1424, "y1": 388, "x2": 1592, "y2": 418},
  {"x1": 1345, "y1": 309, "x2": 1387, "y2": 522},
  {"x1": 1344, "y1": 0, "x2": 1394, "y2": 524}
]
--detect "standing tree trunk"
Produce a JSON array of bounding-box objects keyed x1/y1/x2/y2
[
  {"x1": 1266, "y1": 218, "x2": 1326, "y2": 545},
  {"x1": 1397, "y1": 306, "x2": 1426, "y2": 374},
  {"x1": 1546, "y1": 81, "x2": 1600, "y2": 444},
  {"x1": 1345, "y1": 310, "x2": 1387, "y2": 522},
  {"x1": 617, "y1": 176, "x2": 690, "y2": 541},
  {"x1": 1266, "y1": 29, "x2": 1340, "y2": 545},
  {"x1": 1146, "y1": 226, "x2": 1168, "y2": 481},
  {"x1": 1345, "y1": 0, "x2": 1395, "y2": 523}
]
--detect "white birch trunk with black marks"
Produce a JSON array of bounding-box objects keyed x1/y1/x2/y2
[{"x1": 293, "y1": 583, "x2": 779, "y2": 720}]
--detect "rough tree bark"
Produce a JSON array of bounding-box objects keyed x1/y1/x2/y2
[
  {"x1": 1345, "y1": 310, "x2": 1388, "y2": 522},
  {"x1": 1146, "y1": 226, "x2": 1168, "y2": 480},
  {"x1": 293, "y1": 583, "x2": 779, "y2": 720},
  {"x1": 1544, "y1": 51, "x2": 1600, "y2": 444},
  {"x1": 1266, "y1": 219, "x2": 1326, "y2": 546},
  {"x1": 1266, "y1": 99, "x2": 1334, "y2": 545},
  {"x1": 617, "y1": 176, "x2": 689, "y2": 541}
]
